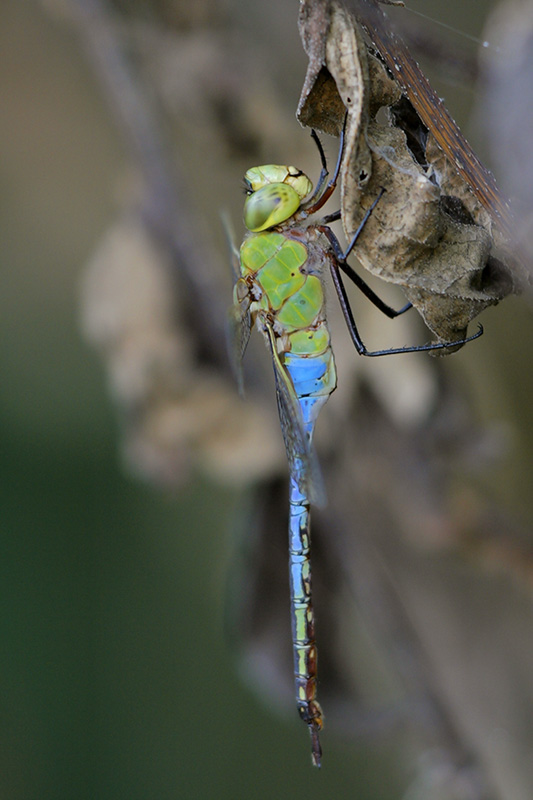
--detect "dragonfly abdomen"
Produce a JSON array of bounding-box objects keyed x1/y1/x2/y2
[
  {"x1": 289, "y1": 475, "x2": 323, "y2": 765},
  {"x1": 284, "y1": 347, "x2": 336, "y2": 400}
]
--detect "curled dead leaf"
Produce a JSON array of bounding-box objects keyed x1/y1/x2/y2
[
  {"x1": 297, "y1": 0, "x2": 520, "y2": 347},
  {"x1": 298, "y1": 0, "x2": 372, "y2": 188}
]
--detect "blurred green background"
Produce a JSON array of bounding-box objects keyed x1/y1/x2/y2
[{"x1": 1, "y1": 1, "x2": 532, "y2": 798}]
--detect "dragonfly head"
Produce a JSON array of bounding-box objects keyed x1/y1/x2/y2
[{"x1": 243, "y1": 165, "x2": 313, "y2": 232}]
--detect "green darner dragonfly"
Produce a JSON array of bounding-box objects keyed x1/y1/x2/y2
[{"x1": 229, "y1": 127, "x2": 483, "y2": 767}]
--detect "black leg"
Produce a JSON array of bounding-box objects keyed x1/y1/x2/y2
[
  {"x1": 318, "y1": 215, "x2": 412, "y2": 319},
  {"x1": 321, "y1": 210, "x2": 341, "y2": 224},
  {"x1": 341, "y1": 262, "x2": 412, "y2": 319},
  {"x1": 342, "y1": 188, "x2": 386, "y2": 260},
  {"x1": 319, "y1": 184, "x2": 386, "y2": 253},
  {"x1": 303, "y1": 130, "x2": 329, "y2": 206},
  {"x1": 302, "y1": 118, "x2": 347, "y2": 215},
  {"x1": 303, "y1": 145, "x2": 484, "y2": 355},
  {"x1": 329, "y1": 257, "x2": 483, "y2": 356},
  {"x1": 311, "y1": 128, "x2": 328, "y2": 174}
]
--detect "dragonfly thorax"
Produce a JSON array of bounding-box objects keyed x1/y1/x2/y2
[{"x1": 243, "y1": 164, "x2": 313, "y2": 233}]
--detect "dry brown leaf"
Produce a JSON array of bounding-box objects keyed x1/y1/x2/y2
[
  {"x1": 298, "y1": 0, "x2": 372, "y2": 190},
  {"x1": 343, "y1": 120, "x2": 513, "y2": 344},
  {"x1": 297, "y1": 0, "x2": 519, "y2": 346}
]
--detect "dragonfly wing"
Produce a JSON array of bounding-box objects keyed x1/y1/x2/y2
[
  {"x1": 223, "y1": 210, "x2": 253, "y2": 394},
  {"x1": 265, "y1": 326, "x2": 326, "y2": 508},
  {"x1": 220, "y1": 209, "x2": 242, "y2": 281},
  {"x1": 227, "y1": 295, "x2": 252, "y2": 396}
]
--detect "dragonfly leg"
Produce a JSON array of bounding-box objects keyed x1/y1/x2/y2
[
  {"x1": 302, "y1": 118, "x2": 347, "y2": 215},
  {"x1": 318, "y1": 189, "x2": 412, "y2": 318},
  {"x1": 341, "y1": 188, "x2": 386, "y2": 260},
  {"x1": 328, "y1": 253, "x2": 483, "y2": 356},
  {"x1": 302, "y1": 130, "x2": 330, "y2": 207},
  {"x1": 320, "y1": 222, "x2": 412, "y2": 319},
  {"x1": 321, "y1": 209, "x2": 341, "y2": 224},
  {"x1": 318, "y1": 199, "x2": 413, "y2": 320},
  {"x1": 320, "y1": 192, "x2": 483, "y2": 355},
  {"x1": 341, "y1": 260, "x2": 412, "y2": 319}
]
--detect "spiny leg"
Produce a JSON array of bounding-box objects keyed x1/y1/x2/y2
[
  {"x1": 329, "y1": 255, "x2": 483, "y2": 356},
  {"x1": 302, "y1": 130, "x2": 330, "y2": 207},
  {"x1": 321, "y1": 191, "x2": 484, "y2": 355},
  {"x1": 337, "y1": 260, "x2": 412, "y2": 319},
  {"x1": 318, "y1": 191, "x2": 413, "y2": 319},
  {"x1": 302, "y1": 119, "x2": 347, "y2": 216},
  {"x1": 341, "y1": 188, "x2": 386, "y2": 260},
  {"x1": 303, "y1": 120, "x2": 411, "y2": 322},
  {"x1": 323, "y1": 225, "x2": 413, "y2": 319}
]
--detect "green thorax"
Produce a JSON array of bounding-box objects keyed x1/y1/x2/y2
[{"x1": 240, "y1": 231, "x2": 326, "y2": 335}]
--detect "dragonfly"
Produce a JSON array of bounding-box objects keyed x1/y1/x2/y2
[{"x1": 229, "y1": 125, "x2": 483, "y2": 767}]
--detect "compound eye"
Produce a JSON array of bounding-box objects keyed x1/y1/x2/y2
[{"x1": 243, "y1": 183, "x2": 300, "y2": 231}]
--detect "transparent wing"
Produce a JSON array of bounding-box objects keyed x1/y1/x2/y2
[
  {"x1": 227, "y1": 286, "x2": 252, "y2": 397},
  {"x1": 220, "y1": 209, "x2": 241, "y2": 282},
  {"x1": 265, "y1": 326, "x2": 326, "y2": 508},
  {"x1": 222, "y1": 212, "x2": 253, "y2": 395}
]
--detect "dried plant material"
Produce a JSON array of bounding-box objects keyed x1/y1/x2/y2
[
  {"x1": 345, "y1": 121, "x2": 514, "y2": 344},
  {"x1": 298, "y1": 0, "x2": 340, "y2": 134},
  {"x1": 366, "y1": 50, "x2": 401, "y2": 113},
  {"x1": 298, "y1": 0, "x2": 373, "y2": 189},
  {"x1": 354, "y1": 0, "x2": 514, "y2": 240},
  {"x1": 81, "y1": 216, "x2": 283, "y2": 487},
  {"x1": 424, "y1": 134, "x2": 494, "y2": 234},
  {"x1": 297, "y1": 0, "x2": 519, "y2": 346}
]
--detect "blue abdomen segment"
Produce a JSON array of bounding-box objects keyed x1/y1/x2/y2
[{"x1": 284, "y1": 351, "x2": 336, "y2": 399}]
